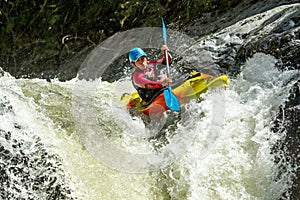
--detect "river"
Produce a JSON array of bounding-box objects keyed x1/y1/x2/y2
[{"x1": 0, "y1": 3, "x2": 299, "y2": 200}]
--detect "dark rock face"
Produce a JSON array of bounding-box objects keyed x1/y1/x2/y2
[
  {"x1": 236, "y1": 14, "x2": 300, "y2": 72},
  {"x1": 0, "y1": 96, "x2": 75, "y2": 199},
  {"x1": 185, "y1": 1, "x2": 300, "y2": 73},
  {"x1": 272, "y1": 80, "x2": 300, "y2": 198},
  {"x1": 185, "y1": 0, "x2": 300, "y2": 39}
]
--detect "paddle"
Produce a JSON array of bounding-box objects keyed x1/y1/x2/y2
[{"x1": 162, "y1": 18, "x2": 180, "y2": 111}]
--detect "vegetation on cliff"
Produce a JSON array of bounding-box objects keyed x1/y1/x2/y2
[{"x1": 0, "y1": 0, "x2": 239, "y2": 64}]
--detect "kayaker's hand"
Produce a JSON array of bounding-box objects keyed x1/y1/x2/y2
[
  {"x1": 162, "y1": 77, "x2": 172, "y2": 87},
  {"x1": 161, "y1": 45, "x2": 169, "y2": 54}
]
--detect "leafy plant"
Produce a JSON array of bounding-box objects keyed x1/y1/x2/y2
[{"x1": 0, "y1": 0, "x2": 240, "y2": 59}]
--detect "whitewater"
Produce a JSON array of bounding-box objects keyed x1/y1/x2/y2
[{"x1": 0, "y1": 3, "x2": 299, "y2": 200}]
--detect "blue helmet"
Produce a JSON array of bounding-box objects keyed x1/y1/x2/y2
[{"x1": 129, "y1": 47, "x2": 147, "y2": 63}]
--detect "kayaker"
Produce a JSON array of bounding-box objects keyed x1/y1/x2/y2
[{"x1": 129, "y1": 45, "x2": 173, "y2": 103}]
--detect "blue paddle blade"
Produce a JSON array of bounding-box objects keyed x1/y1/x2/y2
[
  {"x1": 162, "y1": 18, "x2": 167, "y2": 43},
  {"x1": 164, "y1": 87, "x2": 180, "y2": 111}
]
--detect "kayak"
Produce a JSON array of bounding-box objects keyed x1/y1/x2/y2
[{"x1": 121, "y1": 72, "x2": 228, "y2": 116}]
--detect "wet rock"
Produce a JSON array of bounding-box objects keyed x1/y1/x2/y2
[
  {"x1": 272, "y1": 80, "x2": 300, "y2": 198},
  {"x1": 0, "y1": 130, "x2": 75, "y2": 199},
  {"x1": 236, "y1": 27, "x2": 300, "y2": 69},
  {"x1": 0, "y1": 98, "x2": 75, "y2": 199},
  {"x1": 236, "y1": 27, "x2": 300, "y2": 71},
  {"x1": 0, "y1": 96, "x2": 13, "y2": 115},
  {"x1": 235, "y1": 7, "x2": 300, "y2": 71},
  {"x1": 185, "y1": 0, "x2": 300, "y2": 39}
]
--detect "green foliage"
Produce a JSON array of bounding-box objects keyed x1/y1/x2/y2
[{"x1": 0, "y1": 0, "x2": 239, "y2": 55}]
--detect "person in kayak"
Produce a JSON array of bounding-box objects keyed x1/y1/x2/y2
[{"x1": 129, "y1": 45, "x2": 173, "y2": 104}]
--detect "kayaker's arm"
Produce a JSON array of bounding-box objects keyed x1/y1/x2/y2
[
  {"x1": 133, "y1": 71, "x2": 164, "y2": 89},
  {"x1": 148, "y1": 46, "x2": 172, "y2": 68}
]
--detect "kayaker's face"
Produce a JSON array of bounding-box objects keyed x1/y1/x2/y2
[{"x1": 134, "y1": 56, "x2": 147, "y2": 70}]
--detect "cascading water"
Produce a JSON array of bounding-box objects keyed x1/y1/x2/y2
[
  {"x1": 169, "y1": 53, "x2": 297, "y2": 200},
  {"x1": 0, "y1": 3, "x2": 299, "y2": 200}
]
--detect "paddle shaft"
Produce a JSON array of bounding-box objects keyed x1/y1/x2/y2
[
  {"x1": 164, "y1": 51, "x2": 173, "y2": 89},
  {"x1": 162, "y1": 18, "x2": 170, "y2": 84},
  {"x1": 164, "y1": 49, "x2": 170, "y2": 81}
]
